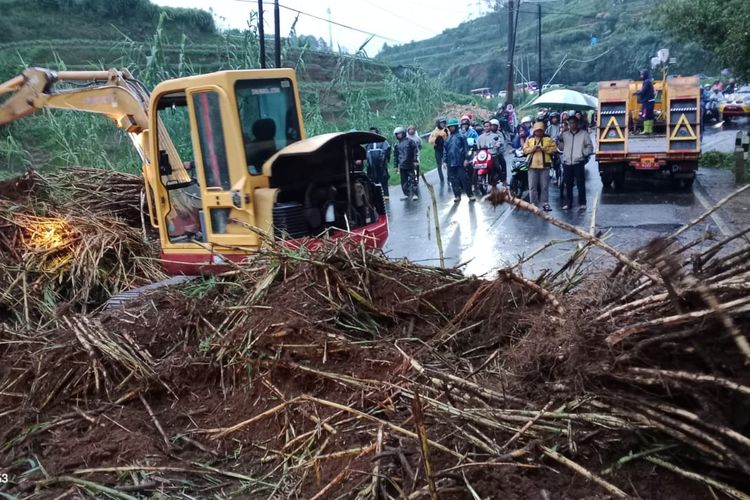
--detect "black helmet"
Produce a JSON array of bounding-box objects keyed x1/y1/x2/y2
[
  {"x1": 369, "y1": 126, "x2": 379, "y2": 134},
  {"x1": 549, "y1": 111, "x2": 560, "y2": 118},
  {"x1": 435, "y1": 116, "x2": 447, "y2": 125}
]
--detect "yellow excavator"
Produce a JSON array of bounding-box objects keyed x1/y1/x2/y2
[{"x1": 0, "y1": 68, "x2": 389, "y2": 275}]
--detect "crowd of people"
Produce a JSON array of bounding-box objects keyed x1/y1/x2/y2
[{"x1": 364, "y1": 106, "x2": 593, "y2": 211}]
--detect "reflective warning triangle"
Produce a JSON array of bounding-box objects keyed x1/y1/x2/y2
[
  {"x1": 670, "y1": 113, "x2": 697, "y2": 140},
  {"x1": 599, "y1": 115, "x2": 624, "y2": 141}
]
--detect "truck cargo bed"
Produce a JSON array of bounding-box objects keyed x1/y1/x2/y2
[{"x1": 626, "y1": 135, "x2": 667, "y2": 154}]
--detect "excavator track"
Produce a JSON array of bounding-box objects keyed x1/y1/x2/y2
[{"x1": 105, "y1": 275, "x2": 197, "y2": 309}]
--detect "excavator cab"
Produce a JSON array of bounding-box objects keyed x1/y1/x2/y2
[
  {"x1": 148, "y1": 70, "x2": 387, "y2": 274},
  {"x1": 145, "y1": 70, "x2": 305, "y2": 269},
  {"x1": 0, "y1": 67, "x2": 388, "y2": 275}
]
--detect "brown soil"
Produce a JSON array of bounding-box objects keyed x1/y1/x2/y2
[{"x1": 1, "y1": 170, "x2": 749, "y2": 499}]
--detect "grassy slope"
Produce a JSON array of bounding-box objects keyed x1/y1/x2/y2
[
  {"x1": 0, "y1": 1, "x2": 494, "y2": 178},
  {"x1": 377, "y1": 0, "x2": 717, "y2": 93}
]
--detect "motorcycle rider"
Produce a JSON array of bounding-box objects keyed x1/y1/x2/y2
[
  {"x1": 478, "y1": 118, "x2": 507, "y2": 185},
  {"x1": 365, "y1": 127, "x2": 392, "y2": 199},
  {"x1": 512, "y1": 124, "x2": 529, "y2": 150},
  {"x1": 442, "y1": 117, "x2": 474, "y2": 202},
  {"x1": 495, "y1": 104, "x2": 510, "y2": 138},
  {"x1": 519, "y1": 115, "x2": 533, "y2": 134},
  {"x1": 393, "y1": 126, "x2": 420, "y2": 201},
  {"x1": 428, "y1": 116, "x2": 449, "y2": 183},
  {"x1": 558, "y1": 115, "x2": 594, "y2": 211},
  {"x1": 523, "y1": 121, "x2": 558, "y2": 211},
  {"x1": 634, "y1": 69, "x2": 656, "y2": 134},
  {"x1": 460, "y1": 115, "x2": 479, "y2": 142},
  {"x1": 725, "y1": 78, "x2": 737, "y2": 95}
]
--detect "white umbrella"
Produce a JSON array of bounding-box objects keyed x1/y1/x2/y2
[
  {"x1": 583, "y1": 93, "x2": 599, "y2": 109},
  {"x1": 529, "y1": 89, "x2": 598, "y2": 110}
]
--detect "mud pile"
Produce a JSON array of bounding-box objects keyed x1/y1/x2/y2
[{"x1": 1, "y1": 171, "x2": 749, "y2": 498}]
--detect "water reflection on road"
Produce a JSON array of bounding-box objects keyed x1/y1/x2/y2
[{"x1": 383, "y1": 124, "x2": 739, "y2": 277}]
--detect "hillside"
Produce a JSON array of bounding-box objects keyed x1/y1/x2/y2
[
  {"x1": 377, "y1": 0, "x2": 717, "y2": 93},
  {"x1": 0, "y1": 0, "x2": 490, "y2": 177}
]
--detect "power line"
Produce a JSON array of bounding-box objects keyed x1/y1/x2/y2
[
  {"x1": 230, "y1": 0, "x2": 407, "y2": 44},
  {"x1": 357, "y1": 0, "x2": 440, "y2": 37}
]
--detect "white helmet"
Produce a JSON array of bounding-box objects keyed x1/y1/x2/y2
[
  {"x1": 393, "y1": 126, "x2": 405, "y2": 135},
  {"x1": 521, "y1": 115, "x2": 532, "y2": 124},
  {"x1": 489, "y1": 118, "x2": 500, "y2": 126}
]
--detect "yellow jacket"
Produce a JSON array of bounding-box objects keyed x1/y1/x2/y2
[
  {"x1": 428, "y1": 127, "x2": 449, "y2": 147},
  {"x1": 523, "y1": 136, "x2": 557, "y2": 169}
]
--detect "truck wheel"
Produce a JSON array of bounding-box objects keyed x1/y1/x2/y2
[
  {"x1": 600, "y1": 172, "x2": 613, "y2": 192},
  {"x1": 613, "y1": 171, "x2": 626, "y2": 192}
]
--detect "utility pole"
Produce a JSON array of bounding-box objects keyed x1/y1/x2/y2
[
  {"x1": 257, "y1": 0, "x2": 266, "y2": 68},
  {"x1": 505, "y1": 0, "x2": 515, "y2": 104},
  {"x1": 537, "y1": 3, "x2": 542, "y2": 95},
  {"x1": 274, "y1": 0, "x2": 281, "y2": 68},
  {"x1": 327, "y1": 8, "x2": 333, "y2": 50}
]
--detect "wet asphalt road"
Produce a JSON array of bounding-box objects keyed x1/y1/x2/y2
[{"x1": 382, "y1": 122, "x2": 744, "y2": 277}]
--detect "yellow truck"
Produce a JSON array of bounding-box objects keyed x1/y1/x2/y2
[{"x1": 596, "y1": 75, "x2": 701, "y2": 190}]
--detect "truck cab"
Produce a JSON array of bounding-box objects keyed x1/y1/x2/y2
[{"x1": 596, "y1": 76, "x2": 701, "y2": 190}]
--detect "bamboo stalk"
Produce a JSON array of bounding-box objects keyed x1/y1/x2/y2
[
  {"x1": 645, "y1": 456, "x2": 750, "y2": 500},
  {"x1": 498, "y1": 268, "x2": 565, "y2": 316},
  {"x1": 301, "y1": 395, "x2": 463, "y2": 459},
  {"x1": 541, "y1": 446, "x2": 628, "y2": 498},
  {"x1": 494, "y1": 190, "x2": 661, "y2": 283},
  {"x1": 670, "y1": 183, "x2": 750, "y2": 240},
  {"x1": 421, "y1": 173, "x2": 445, "y2": 268},
  {"x1": 207, "y1": 399, "x2": 299, "y2": 439},
  {"x1": 627, "y1": 367, "x2": 750, "y2": 396},
  {"x1": 411, "y1": 391, "x2": 437, "y2": 500}
]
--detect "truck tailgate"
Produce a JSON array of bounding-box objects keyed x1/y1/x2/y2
[{"x1": 627, "y1": 136, "x2": 666, "y2": 154}]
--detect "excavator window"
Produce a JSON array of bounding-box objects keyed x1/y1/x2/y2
[
  {"x1": 235, "y1": 78, "x2": 301, "y2": 175},
  {"x1": 156, "y1": 93, "x2": 204, "y2": 243}
]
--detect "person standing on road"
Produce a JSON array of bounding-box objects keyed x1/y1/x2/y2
[
  {"x1": 443, "y1": 117, "x2": 474, "y2": 203},
  {"x1": 546, "y1": 112, "x2": 563, "y2": 186},
  {"x1": 406, "y1": 125, "x2": 422, "y2": 164},
  {"x1": 393, "y1": 126, "x2": 420, "y2": 201},
  {"x1": 545, "y1": 112, "x2": 561, "y2": 141},
  {"x1": 634, "y1": 69, "x2": 656, "y2": 135},
  {"x1": 365, "y1": 127, "x2": 391, "y2": 200},
  {"x1": 489, "y1": 118, "x2": 507, "y2": 185},
  {"x1": 477, "y1": 119, "x2": 506, "y2": 186},
  {"x1": 574, "y1": 110, "x2": 590, "y2": 133},
  {"x1": 558, "y1": 115, "x2": 594, "y2": 211},
  {"x1": 428, "y1": 117, "x2": 449, "y2": 183},
  {"x1": 523, "y1": 121, "x2": 557, "y2": 211}
]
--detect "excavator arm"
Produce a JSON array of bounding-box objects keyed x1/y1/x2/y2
[
  {"x1": 0, "y1": 67, "x2": 191, "y2": 200},
  {"x1": 0, "y1": 68, "x2": 149, "y2": 131}
]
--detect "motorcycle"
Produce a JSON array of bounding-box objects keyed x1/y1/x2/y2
[
  {"x1": 705, "y1": 93, "x2": 722, "y2": 122},
  {"x1": 471, "y1": 147, "x2": 493, "y2": 196},
  {"x1": 509, "y1": 148, "x2": 528, "y2": 199}
]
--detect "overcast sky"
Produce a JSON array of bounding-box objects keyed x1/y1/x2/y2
[{"x1": 153, "y1": 0, "x2": 494, "y2": 54}]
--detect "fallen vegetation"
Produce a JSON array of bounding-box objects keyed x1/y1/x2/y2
[{"x1": 1, "y1": 170, "x2": 749, "y2": 499}]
